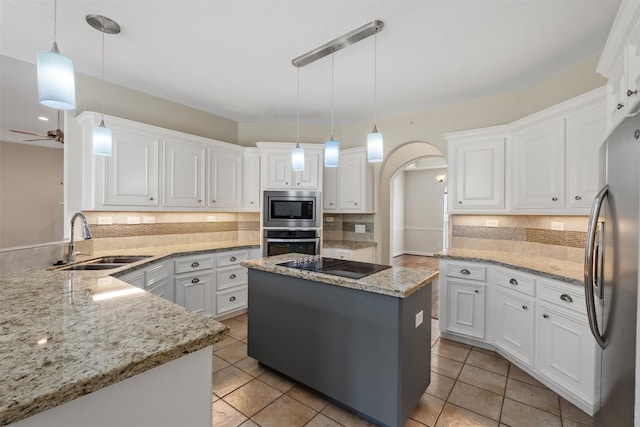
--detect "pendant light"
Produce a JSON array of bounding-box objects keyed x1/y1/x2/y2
[
  {"x1": 292, "y1": 67, "x2": 305, "y2": 172},
  {"x1": 324, "y1": 52, "x2": 339, "y2": 168},
  {"x1": 367, "y1": 32, "x2": 383, "y2": 163},
  {"x1": 87, "y1": 14, "x2": 120, "y2": 156},
  {"x1": 37, "y1": 0, "x2": 76, "y2": 110}
]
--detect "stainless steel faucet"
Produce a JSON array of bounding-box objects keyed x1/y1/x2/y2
[{"x1": 68, "y1": 212, "x2": 92, "y2": 263}]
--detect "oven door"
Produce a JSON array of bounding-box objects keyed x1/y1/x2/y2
[{"x1": 263, "y1": 238, "x2": 319, "y2": 257}]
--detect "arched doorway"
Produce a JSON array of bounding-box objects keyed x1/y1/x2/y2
[{"x1": 376, "y1": 141, "x2": 446, "y2": 264}]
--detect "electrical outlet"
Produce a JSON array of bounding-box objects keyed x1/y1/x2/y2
[
  {"x1": 127, "y1": 216, "x2": 141, "y2": 225},
  {"x1": 207, "y1": 215, "x2": 217, "y2": 222},
  {"x1": 142, "y1": 216, "x2": 155, "y2": 224},
  {"x1": 415, "y1": 310, "x2": 424, "y2": 328},
  {"x1": 355, "y1": 224, "x2": 366, "y2": 233},
  {"x1": 325, "y1": 216, "x2": 334, "y2": 223},
  {"x1": 486, "y1": 219, "x2": 499, "y2": 227},
  {"x1": 97, "y1": 216, "x2": 112, "y2": 225},
  {"x1": 551, "y1": 221, "x2": 565, "y2": 231}
]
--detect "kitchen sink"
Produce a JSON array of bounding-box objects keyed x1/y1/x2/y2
[
  {"x1": 94, "y1": 256, "x2": 151, "y2": 264},
  {"x1": 60, "y1": 263, "x2": 126, "y2": 271}
]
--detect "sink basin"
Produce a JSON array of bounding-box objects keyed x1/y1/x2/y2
[
  {"x1": 61, "y1": 263, "x2": 126, "y2": 271},
  {"x1": 94, "y1": 256, "x2": 151, "y2": 264}
]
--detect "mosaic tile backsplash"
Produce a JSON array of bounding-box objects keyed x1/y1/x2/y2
[{"x1": 322, "y1": 213, "x2": 375, "y2": 243}]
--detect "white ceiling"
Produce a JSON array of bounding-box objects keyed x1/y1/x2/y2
[{"x1": 0, "y1": 0, "x2": 621, "y2": 147}]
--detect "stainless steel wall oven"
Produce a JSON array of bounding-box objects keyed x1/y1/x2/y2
[{"x1": 263, "y1": 229, "x2": 320, "y2": 257}]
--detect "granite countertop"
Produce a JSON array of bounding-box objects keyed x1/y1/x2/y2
[
  {"x1": 322, "y1": 240, "x2": 377, "y2": 250},
  {"x1": 243, "y1": 253, "x2": 438, "y2": 298},
  {"x1": 0, "y1": 240, "x2": 259, "y2": 426},
  {"x1": 435, "y1": 248, "x2": 584, "y2": 285}
]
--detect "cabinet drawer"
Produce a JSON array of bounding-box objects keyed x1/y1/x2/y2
[
  {"x1": 495, "y1": 268, "x2": 536, "y2": 297},
  {"x1": 216, "y1": 286, "x2": 248, "y2": 315},
  {"x1": 146, "y1": 261, "x2": 169, "y2": 284},
  {"x1": 446, "y1": 263, "x2": 486, "y2": 281},
  {"x1": 217, "y1": 250, "x2": 248, "y2": 267},
  {"x1": 217, "y1": 265, "x2": 248, "y2": 290},
  {"x1": 538, "y1": 280, "x2": 586, "y2": 316},
  {"x1": 174, "y1": 254, "x2": 215, "y2": 274}
]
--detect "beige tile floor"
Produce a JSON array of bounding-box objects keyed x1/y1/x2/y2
[{"x1": 212, "y1": 313, "x2": 595, "y2": 427}]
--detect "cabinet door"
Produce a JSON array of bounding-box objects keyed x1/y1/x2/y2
[
  {"x1": 164, "y1": 139, "x2": 206, "y2": 207},
  {"x1": 338, "y1": 153, "x2": 363, "y2": 210},
  {"x1": 293, "y1": 151, "x2": 320, "y2": 189},
  {"x1": 145, "y1": 276, "x2": 171, "y2": 301},
  {"x1": 174, "y1": 271, "x2": 214, "y2": 316},
  {"x1": 536, "y1": 306, "x2": 598, "y2": 404},
  {"x1": 102, "y1": 129, "x2": 159, "y2": 207},
  {"x1": 243, "y1": 150, "x2": 261, "y2": 210},
  {"x1": 625, "y1": 43, "x2": 640, "y2": 115},
  {"x1": 512, "y1": 120, "x2": 565, "y2": 209},
  {"x1": 566, "y1": 102, "x2": 607, "y2": 208},
  {"x1": 265, "y1": 151, "x2": 293, "y2": 189},
  {"x1": 323, "y1": 166, "x2": 338, "y2": 210},
  {"x1": 494, "y1": 290, "x2": 535, "y2": 367},
  {"x1": 451, "y1": 137, "x2": 505, "y2": 210},
  {"x1": 210, "y1": 150, "x2": 242, "y2": 208},
  {"x1": 445, "y1": 281, "x2": 485, "y2": 339}
]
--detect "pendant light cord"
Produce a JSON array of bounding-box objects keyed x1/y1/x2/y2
[
  {"x1": 53, "y1": 0, "x2": 57, "y2": 44},
  {"x1": 296, "y1": 67, "x2": 300, "y2": 143},
  {"x1": 373, "y1": 32, "x2": 377, "y2": 124},
  {"x1": 331, "y1": 51, "x2": 335, "y2": 139},
  {"x1": 101, "y1": 26, "x2": 105, "y2": 122}
]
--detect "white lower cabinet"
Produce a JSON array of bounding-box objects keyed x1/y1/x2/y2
[
  {"x1": 322, "y1": 246, "x2": 375, "y2": 263},
  {"x1": 117, "y1": 260, "x2": 171, "y2": 301},
  {"x1": 173, "y1": 253, "x2": 216, "y2": 316},
  {"x1": 214, "y1": 250, "x2": 248, "y2": 317},
  {"x1": 439, "y1": 259, "x2": 600, "y2": 415}
]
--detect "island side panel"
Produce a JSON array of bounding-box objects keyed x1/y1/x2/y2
[{"x1": 247, "y1": 269, "x2": 430, "y2": 427}]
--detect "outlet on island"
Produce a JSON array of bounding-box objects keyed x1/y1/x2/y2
[{"x1": 355, "y1": 224, "x2": 366, "y2": 233}]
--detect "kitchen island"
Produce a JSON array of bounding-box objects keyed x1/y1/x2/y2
[{"x1": 243, "y1": 254, "x2": 438, "y2": 427}]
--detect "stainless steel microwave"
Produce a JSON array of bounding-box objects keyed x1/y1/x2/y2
[{"x1": 263, "y1": 190, "x2": 320, "y2": 228}]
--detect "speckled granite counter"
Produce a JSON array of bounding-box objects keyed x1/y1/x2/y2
[
  {"x1": 436, "y1": 248, "x2": 583, "y2": 285},
  {"x1": 243, "y1": 253, "x2": 437, "y2": 298},
  {"x1": 0, "y1": 240, "x2": 259, "y2": 426},
  {"x1": 322, "y1": 240, "x2": 377, "y2": 250}
]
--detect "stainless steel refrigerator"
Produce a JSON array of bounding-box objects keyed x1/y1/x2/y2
[{"x1": 585, "y1": 114, "x2": 640, "y2": 426}]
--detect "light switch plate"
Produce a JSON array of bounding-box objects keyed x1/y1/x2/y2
[
  {"x1": 355, "y1": 224, "x2": 366, "y2": 233},
  {"x1": 415, "y1": 310, "x2": 424, "y2": 328},
  {"x1": 97, "y1": 216, "x2": 112, "y2": 225},
  {"x1": 551, "y1": 221, "x2": 565, "y2": 231},
  {"x1": 127, "y1": 216, "x2": 141, "y2": 225},
  {"x1": 207, "y1": 215, "x2": 217, "y2": 222},
  {"x1": 325, "y1": 216, "x2": 334, "y2": 223}
]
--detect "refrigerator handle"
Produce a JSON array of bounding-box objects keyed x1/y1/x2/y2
[{"x1": 584, "y1": 184, "x2": 608, "y2": 349}]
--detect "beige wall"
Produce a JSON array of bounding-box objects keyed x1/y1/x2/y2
[{"x1": 0, "y1": 141, "x2": 63, "y2": 248}]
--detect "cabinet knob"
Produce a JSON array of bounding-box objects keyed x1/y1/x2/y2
[
  {"x1": 460, "y1": 269, "x2": 471, "y2": 275},
  {"x1": 150, "y1": 197, "x2": 154, "y2": 201},
  {"x1": 191, "y1": 262, "x2": 200, "y2": 268},
  {"x1": 617, "y1": 103, "x2": 625, "y2": 110},
  {"x1": 330, "y1": 203, "x2": 333, "y2": 206},
  {"x1": 543, "y1": 313, "x2": 549, "y2": 319},
  {"x1": 474, "y1": 289, "x2": 479, "y2": 294},
  {"x1": 458, "y1": 201, "x2": 463, "y2": 205},
  {"x1": 251, "y1": 201, "x2": 254, "y2": 204},
  {"x1": 230, "y1": 256, "x2": 237, "y2": 262},
  {"x1": 229, "y1": 274, "x2": 236, "y2": 279},
  {"x1": 210, "y1": 200, "x2": 214, "y2": 203},
  {"x1": 285, "y1": 181, "x2": 289, "y2": 185},
  {"x1": 628, "y1": 89, "x2": 638, "y2": 97},
  {"x1": 509, "y1": 278, "x2": 518, "y2": 286},
  {"x1": 575, "y1": 195, "x2": 582, "y2": 200},
  {"x1": 522, "y1": 305, "x2": 528, "y2": 310},
  {"x1": 552, "y1": 197, "x2": 558, "y2": 201},
  {"x1": 229, "y1": 296, "x2": 236, "y2": 302},
  {"x1": 191, "y1": 278, "x2": 200, "y2": 284},
  {"x1": 560, "y1": 294, "x2": 573, "y2": 303},
  {"x1": 354, "y1": 202, "x2": 358, "y2": 205},
  {"x1": 297, "y1": 182, "x2": 300, "y2": 186}
]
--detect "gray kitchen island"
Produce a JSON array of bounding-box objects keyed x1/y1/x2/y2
[{"x1": 243, "y1": 254, "x2": 438, "y2": 427}]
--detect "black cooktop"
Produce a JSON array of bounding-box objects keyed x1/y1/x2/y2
[{"x1": 277, "y1": 257, "x2": 391, "y2": 280}]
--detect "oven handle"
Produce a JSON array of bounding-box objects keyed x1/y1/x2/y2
[{"x1": 266, "y1": 238, "x2": 319, "y2": 243}]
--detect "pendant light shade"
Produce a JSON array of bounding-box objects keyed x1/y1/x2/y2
[
  {"x1": 367, "y1": 126, "x2": 383, "y2": 163},
  {"x1": 37, "y1": 0, "x2": 76, "y2": 110},
  {"x1": 93, "y1": 120, "x2": 112, "y2": 156},
  {"x1": 324, "y1": 139, "x2": 339, "y2": 167},
  {"x1": 292, "y1": 143, "x2": 305, "y2": 171}
]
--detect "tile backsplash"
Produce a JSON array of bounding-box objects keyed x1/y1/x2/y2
[
  {"x1": 323, "y1": 214, "x2": 375, "y2": 242},
  {"x1": 450, "y1": 215, "x2": 588, "y2": 263}
]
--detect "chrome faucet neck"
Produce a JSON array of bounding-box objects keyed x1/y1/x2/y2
[{"x1": 68, "y1": 212, "x2": 92, "y2": 263}]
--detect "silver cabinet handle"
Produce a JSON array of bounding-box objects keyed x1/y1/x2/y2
[
  {"x1": 575, "y1": 195, "x2": 582, "y2": 200},
  {"x1": 229, "y1": 296, "x2": 236, "y2": 302},
  {"x1": 230, "y1": 256, "x2": 237, "y2": 262},
  {"x1": 560, "y1": 294, "x2": 573, "y2": 303},
  {"x1": 552, "y1": 197, "x2": 558, "y2": 201},
  {"x1": 522, "y1": 305, "x2": 528, "y2": 310},
  {"x1": 543, "y1": 313, "x2": 549, "y2": 319},
  {"x1": 509, "y1": 278, "x2": 518, "y2": 286},
  {"x1": 628, "y1": 89, "x2": 638, "y2": 97},
  {"x1": 474, "y1": 289, "x2": 479, "y2": 294},
  {"x1": 460, "y1": 269, "x2": 470, "y2": 275},
  {"x1": 617, "y1": 103, "x2": 625, "y2": 110},
  {"x1": 191, "y1": 278, "x2": 200, "y2": 284},
  {"x1": 250, "y1": 201, "x2": 254, "y2": 204},
  {"x1": 229, "y1": 274, "x2": 236, "y2": 279},
  {"x1": 458, "y1": 201, "x2": 463, "y2": 204},
  {"x1": 329, "y1": 203, "x2": 334, "y2": 206},
  {"x1": 191, "y1": 262, "x2": 200, "y2": 268}
]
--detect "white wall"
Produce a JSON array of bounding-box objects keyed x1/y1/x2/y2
[{"x1": 392, "y1": 171, "x2": 405, "y2": 257}]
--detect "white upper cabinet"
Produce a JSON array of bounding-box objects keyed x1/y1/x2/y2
[
  {"x1": 321, "y1": 147, "x2": 374, "y2": 213},
  {"x1": 597, "y1": 1, "x2": 640, "y2": 133},
  {"x1": 447, "y1": 130, "x2": 506, "y2": 212},
  {"x1": 323, "y1": 166, "x2": 338, "y2": 210},
  {"x1": 257, "y1": 142, "x2": 323, "y2": 191},
  {"x1": 209, "y1": 149, "x2": 242, "y2": 209},
  {"x1": 163, "y1": 139, "x2": 206, "y2": 208},
  {"x1": 242, "y1": 148, "x2": 261, "y2": 210},
  {"x1": 511, "y1": 119, "x2": 565, "y2": 209}
]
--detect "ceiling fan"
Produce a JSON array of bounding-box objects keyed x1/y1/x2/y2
[{"x1": 10, "y1": 110, "x2": 64, "y2": 144}]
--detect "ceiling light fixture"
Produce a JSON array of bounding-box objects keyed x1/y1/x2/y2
[
  {"x1": 324, "y1": 52, "x2": 339, "y2": 168},
  {"x1": 37, "y1": 0, "x2": 76, "y2": 110},
  {"x1": 292, "y1": 67, "x2": 305, "y2": 172},
  {"x1": 367, "y1": 31, "x2": 383, "y2": 163},
  {"x1": 86, "y1": 14, "x2": 120, "y2": 156}
]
